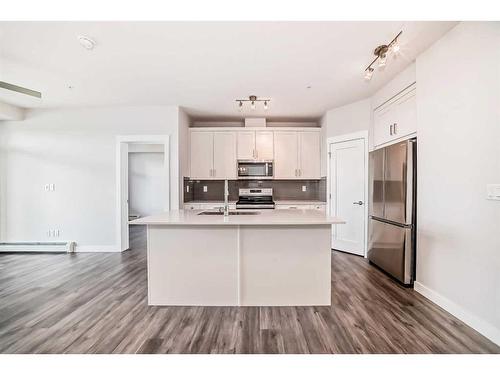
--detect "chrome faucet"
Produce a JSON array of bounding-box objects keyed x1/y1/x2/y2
[{"x1": 223, "y1": 179, "x2": 229, "y2": 216}]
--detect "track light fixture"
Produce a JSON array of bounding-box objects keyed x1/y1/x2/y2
[
  {"x1": 364, "y1": 31, "x2": 402, "y2": 81},
  {"x1": 235, "y1": 95, "x2": 271, "y2": 111}
]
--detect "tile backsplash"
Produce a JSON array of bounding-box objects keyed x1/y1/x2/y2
[{"x1": 184, "y1": 178, "x2": 326, "y2": 202}]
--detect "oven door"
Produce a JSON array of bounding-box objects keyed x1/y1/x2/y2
[{"x1": 238, "y1": 161, "x2": 273, "y2": 179}]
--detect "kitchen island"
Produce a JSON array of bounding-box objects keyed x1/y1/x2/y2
[{"x1": 131, "y1": 209, "x2": 344, "y2": 307}]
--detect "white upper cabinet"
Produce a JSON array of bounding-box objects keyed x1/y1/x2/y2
[
  {"x1": 237, "y1": 130, "x2": 274, "y2": 160},
  {"x1": 373, "y1": 84, "x2": 416, "y2": 148},
  {"x1": 190, "y1": 131, "x2": 214, "y2": 179},
  {"x1": 213, "y1": 132, "x2": 237, "y2": 179},
  {"x1": 255, "y1": 131, "x2": 274, "y2": 160},
  {"x1": 274, "y1": 130, "x2": 320, "y2": 179},
  {"x1": 298, "y1": 131, "x2": 321, "y2": 179},
  {"x1": 274, "y1": 132, "x2": 299, "y2": 179},
  {"x1": 237, "y1": 131, "x2": 255, "y2": 160},
  {"x1": 191, "y1": 128, "x2": 320, "y2": 180},
  {"x1": 190, "y1": 131, "x2": 236, "y2": 179}
]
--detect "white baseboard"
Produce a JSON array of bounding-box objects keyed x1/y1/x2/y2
[
  {"x1": 75, "y1": 245, "x2": 122, "y2": 253},
  {"x1": 414, "y1": 281, "x2": 500, "y2": 346}
]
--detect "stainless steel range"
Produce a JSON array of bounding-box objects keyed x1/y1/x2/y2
[{"x1": 236, "y1": 188, "x2": 275, "y2": 209}]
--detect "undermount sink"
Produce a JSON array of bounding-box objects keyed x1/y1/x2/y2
[{"x1": 198, "y1": 211, "x2": 261, "y2": 216}]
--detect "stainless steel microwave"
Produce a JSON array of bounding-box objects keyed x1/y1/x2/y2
[{"x1": 237, "y1": 161, "x2": 273, "y2": 179}]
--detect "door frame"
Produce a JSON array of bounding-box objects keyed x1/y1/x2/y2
[
  {"x1": 326, "y1": 130, "x2": 369, "y2": 257},
  {"x1": 116, "y1": 135, "x2": 170, "y2": 252}
]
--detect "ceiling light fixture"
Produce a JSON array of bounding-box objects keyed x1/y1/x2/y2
[
  {"x1": 235, "y1": 95, "x2": 271, "y2": 111},
  {"x1": 77, "y1": 35, "x2": 96, "y2": 50},
  {"x1": 364, "y1": 31, "x2": 402, "y2": 81}
]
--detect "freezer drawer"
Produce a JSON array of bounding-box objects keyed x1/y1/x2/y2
[{"x1": 368, "y1": 218, "x2": 414, "y2": 285}]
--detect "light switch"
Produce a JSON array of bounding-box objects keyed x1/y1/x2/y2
[
  {"x1": 486, "y1": 184, "x2": 500, "y2": 200},
  {"x1": 49, "y1": 183, "x2": 55, "y2": 191},
  {"x1": 302, "y1": 185, "x2": 307, "y2": 192},
  {"x1": 203, "y1": 186, "x2": 208, "y2": 193},
  {"x1": 44, "y1": 184, "x2": 50, "y2": 191}
]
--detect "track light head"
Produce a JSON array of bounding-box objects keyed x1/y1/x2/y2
[{"x1": 364, "y1": 67, "x2": 374, "y2": 81}]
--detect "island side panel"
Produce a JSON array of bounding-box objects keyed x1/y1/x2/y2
[
  {"x1": 239, "y1": 225, "x2": 331, "y2": 306},
  {"x1": 147, "y1": 225, "x2": 239, "y2": 306}
]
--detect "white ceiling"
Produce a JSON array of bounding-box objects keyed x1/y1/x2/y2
[{"x1": 0, "y1": 21, "x2": 457, "y2": 119}]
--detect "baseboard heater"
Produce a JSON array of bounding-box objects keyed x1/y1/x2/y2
[{"x1": 0, "y1": 242, "x2": 76, "y2": 253}]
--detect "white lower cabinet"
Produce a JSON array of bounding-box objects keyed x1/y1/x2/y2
[
  {"x1": 373, "y1": 83, "x2": 417, "y2": 148},
  {"x1": 275, "y1": 203, "x2": 326, "y2": 211},
  {"x1": 184, "y1": 203, "x2": 236, "y2": 210},
  {"x1": 185, "y1": 203, "x2": 325, "y2": 211}
]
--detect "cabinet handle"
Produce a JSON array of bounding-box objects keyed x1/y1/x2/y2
[
  {"x1": 393, "y1": 123, "x2": 397, "y2": 134},
  {"x1": 299, "y1": 169, "x2": 302, "y2": 177},
  {"x1": 390, "y1": 124, "x2": 393, "y2": 136}
]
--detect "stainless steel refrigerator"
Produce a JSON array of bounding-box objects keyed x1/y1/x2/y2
[{"x1": 368, "y1": 138, "x2": 417, "y2": 286}]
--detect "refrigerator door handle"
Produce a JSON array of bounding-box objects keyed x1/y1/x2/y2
[{"x1": 370, "y1": 215, "x2": 413, "y2": 229}]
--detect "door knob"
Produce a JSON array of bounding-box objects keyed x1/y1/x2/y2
[{"x1": 353, "y1": 201, "x2": 364, "y2": 205}]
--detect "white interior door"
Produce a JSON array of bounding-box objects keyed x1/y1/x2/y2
[{"x1": 329, "y1": 138, "x2": 366, "y2": 256}]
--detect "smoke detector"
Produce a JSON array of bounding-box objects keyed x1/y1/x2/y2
[{"x1": 77, "y1": 35, "x2": 96, "y2": 50}]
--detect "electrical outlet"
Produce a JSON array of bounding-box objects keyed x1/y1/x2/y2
[
  {"x1": 203, "y1": 186, "x2": 208, "y2": 193},
  {"x1": 487, "y1": 184, "x2": 500, "y2": 200},
  {"x1": 44, "y1": 184, "x2": 50, "y2": 191},
  {"x1": 47, "y1": 229, "x2": 60, "y2": 237},
  {"x1": 302, "y1": 185, "x2": 307, "y2": 192},
  {"x1": 49, "y1": 183, "x2": 55, "y2": 191}
]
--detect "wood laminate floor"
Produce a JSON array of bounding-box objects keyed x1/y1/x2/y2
[{"x1": 0, "y1": 226, "x2": 498, "y2": 354}]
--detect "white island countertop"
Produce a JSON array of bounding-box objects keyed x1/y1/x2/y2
[{"x1": 130, "y1": 209, "x2": 344, "y2": 226}]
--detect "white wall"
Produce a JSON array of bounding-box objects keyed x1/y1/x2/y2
[
  {"x1": 415, "y1": 22, "x2": 500, "y2": 344},
  {"x1": 0, "y1": 105, "x2": 180, "y2": 250},
  {"x1": 128, "y1": 152, "x2": 165, "y2": 218},
  {"x1": 320, "y1": 98, "x2": 371, "y2": 176}
]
